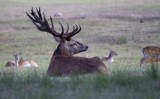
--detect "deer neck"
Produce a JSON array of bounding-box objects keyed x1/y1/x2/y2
[
  {"x1": 101, "y1": 52, "x2": 114, "y2": 62},
  {"x1": 53, "y1": 43, "x2": 72, "y2": 57},
  {"x1": 15, "y1": 58, "x2": 20, "y2": 66}
]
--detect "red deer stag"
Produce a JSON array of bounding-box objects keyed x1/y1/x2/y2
[
  {"x1": 140, "y1": 46, "x2": 160, "y2": 66},
  {"x1": 26, "y1": 8, "x2": 110, "y2": 76},
  {"x1": 5, "y1": 52, "x2": 38, "y2": 67}
]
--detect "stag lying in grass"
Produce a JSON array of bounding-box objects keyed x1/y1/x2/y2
[{"x1": 26, "y1": 8, "x2": 110, "y2": 76}]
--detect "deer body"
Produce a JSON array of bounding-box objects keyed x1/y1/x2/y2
[
  {"x1": 142, "y1": 46, "x2": 160, "y2": 57},
  {"x1": 48, "y1": 55, "x2": 108, "y2": 76},
  {"x1": 19, "y1": 58, "x2": 38, "y2": 67},
  {"x1": 140, "y1": 56, "x2": 160, "y2": 66},
  {"x1": 5, "y1": 61, "x2": 15, "y2": 67},
  {"x1": 140, "y1": 46, "x2": 160, "y2": 66},
  {"x1": 27, "y1": 8, "x2": 110, "y2": 76}
]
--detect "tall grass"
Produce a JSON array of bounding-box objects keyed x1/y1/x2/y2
[
  {"x1": 0, "y1": 68, "x2": 160, "y2": 99},
  {"x1": 146, "y1": 63, "x2": 159, "y2": 80}
]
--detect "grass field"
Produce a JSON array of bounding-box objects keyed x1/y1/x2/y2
[{"x1": 0, "y1": 0, "x2": 160, "y2": 99}]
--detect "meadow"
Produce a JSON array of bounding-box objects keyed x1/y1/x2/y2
[{"x1": 0, "y1": 0, "x2": 160, "y2": 99}]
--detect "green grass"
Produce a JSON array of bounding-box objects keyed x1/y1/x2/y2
[
  {"x1": 0, "y1": 69, "x2": 159, "y2": 99},
  {"x1": 0, "y1": 0, "x2": 160, "y2": 99}
]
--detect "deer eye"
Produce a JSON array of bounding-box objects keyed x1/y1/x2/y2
[{"x1": 71, "y1": 42, "x2": 78, "y2": 46}]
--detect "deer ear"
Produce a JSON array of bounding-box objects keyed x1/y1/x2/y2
[{"x1": 54, "y1": 37, "x2": 61, "y2": 43}]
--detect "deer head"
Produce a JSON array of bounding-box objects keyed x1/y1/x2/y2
[
  {"x1": 12, "y1": 52, "x2": 21, "y2": 66},
  {"x1": 26, "y1": 8, "x2": 88, "y2": 56}
]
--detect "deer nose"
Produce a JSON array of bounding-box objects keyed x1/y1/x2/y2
[{"x1": 86, "y1": 46, "x2": 88, "y2": 50}]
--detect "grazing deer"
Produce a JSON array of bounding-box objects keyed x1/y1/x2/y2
[
  {"x1": 5, "y1": 52, "x2": 38, "y2": 67},
  {"x1": 101, "y1": 49, "x2": 118, "y2": 62},
  {"x1": 140, "y1": 46, "x2": 160, "y2": 66},
  {"x1": 26, "y1": 7, "x2": 110, "y2": 76}
]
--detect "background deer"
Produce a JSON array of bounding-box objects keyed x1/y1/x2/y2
[
  {"x1": 140, "y1": 46, "x2": 160, "y2": 66},
  {"x1": 26, "y1": 7, "x2": 110, "y2": 76},
  {"x1": 5, "y1": 52, "x2": 38, "y2": 67},
  {"x1": 5, "y1": 52, "x2": 21, "y2": 67},
  {"x1": 101, "y1": 48, "x2": 118, "y2": 62}
]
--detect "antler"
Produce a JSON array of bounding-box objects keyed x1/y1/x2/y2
[{"x1": 26, "y1": 7, "x2": 81, "y2": 40}]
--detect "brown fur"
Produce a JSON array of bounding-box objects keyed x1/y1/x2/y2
[
  {"x1": 48, "y1": 55, "x2": 109, "y2": 76},
  {"x1": 5, "y1": 61, "x2": 15, "y2": 67},
  {"x1": 142, "y1": 46, "x2": 160, "y2": 57},
  {"x1": 140, "y1": 56, "x2": 160, "y2": 66},
  {"x1": 140, "y1": 46, "x2": 160, "y2": 66},
  {"x1": 19, "y1": 58, "x2": 38, "y2": 67}
]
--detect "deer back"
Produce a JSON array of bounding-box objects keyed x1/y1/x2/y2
[
  {"x1": 142, "y1": 46, "x2": 160, "y2": 57},
  {"x1": 5, "y1": 61, "x2": 15, "y2": 67},
  {"x1": 19, "y1": 58, "x2": 38, "y2": 67},
  {"x1": 48, "y1": 56, "x2": 110, "y2": 76}
]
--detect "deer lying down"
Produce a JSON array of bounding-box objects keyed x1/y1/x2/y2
[
  {"x1": 101, "y1": 49, "x2": 118, "y2": 62},
  {"x1": 140, "y1": 46, "x2": 160, "y2": 66},
  {"x1": 26, "y1": 8, "x2": 110, "y2": 76},
  {"x1": 18, "y1": 57, "x2": 38, "y2": 67},
  {"x1": 5, "y1": 52, "x2": 38, "y2": 67},
  {"x1": 5, "y1": 61, "x2": 16, "y2": 67},
  {"x1": 5, "y1": 52, "x2": 21, "y2": 67}
]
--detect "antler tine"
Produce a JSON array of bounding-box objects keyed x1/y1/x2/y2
[
  {"x1": 27, "y1": 8, "x2": 44, "y2": 28},
  {"x1": 26, "y1": 11, "x2": 41, "y2": 30},
  {"x1": 66, "y1": 25, "x2": 81, "y2": 39},
  {"x1": 42, "y1": 12, "x2": 50, "y2": 31},
  {"x1": 75, "y1": 25, "x2": 81, "y2": 33},
  {"x1": 27, "y1": 7, "x2": 82, "y2": 40},
  {"x1": 36, "y1": 7, "x2": 42, "y2": 20},
  {"x1": 58, "y1": 22, "x2": 64, "y2": 34},
  {"x1": 31, "y1": 8, "x2": 41, "y2": 22},
  {"x1": 50, "y1": 16, "x2": 54, "y2": 29},
  {"x1": 49, "y1": 16, "x2": 60, "y2": 36},
  {"x1": 65, "y1": 24, "x2": 69, "y2": 34},
  {"x1": 27, "y1": 7, "x2": 61, "y2": 37}
]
